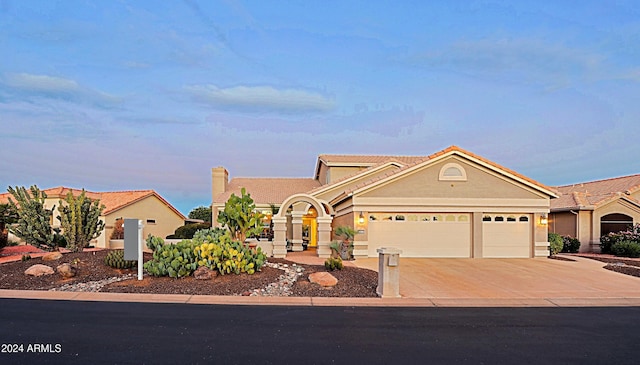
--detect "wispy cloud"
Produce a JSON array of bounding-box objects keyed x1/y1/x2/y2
[
  {"x1": 0, "y1": 73, "x2": 121, "y2": 108},
  {"x1": 410, "y1": 38, "x2": 604, "y2": 88},
  {"x1": 185, "y1": 84, "x2": 335, "y2": 113}
]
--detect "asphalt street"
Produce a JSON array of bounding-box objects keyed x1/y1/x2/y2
[{"x1": 1, "y1": 299, "x2": 639, "y2": 364}]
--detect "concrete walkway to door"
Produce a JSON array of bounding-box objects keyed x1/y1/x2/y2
[{"x1": 351, "y1": 255, "x2": 640, "y2": 307}]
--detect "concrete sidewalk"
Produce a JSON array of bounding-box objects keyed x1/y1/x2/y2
[{"x1": 2, "y1": 253, "x2": 640, "y2": 307}]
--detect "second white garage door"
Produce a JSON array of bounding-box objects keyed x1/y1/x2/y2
[
  {"x1": 482, "y1": 214, "x2": 532, "y2": 258},
  {"x1": 367, "y1": 213, "x2": 471, "y2": 257}
]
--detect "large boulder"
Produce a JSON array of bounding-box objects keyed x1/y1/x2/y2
[
  {"x1": 24, "y1": 264, "x2": 55, "y2": 277},
  {"x1": 309, "y1": 272, "x2": 338, "y2": 287},
  {"x1": 193, "y1": 266, "x2": 217, "y2": 280},
  {"x1": 56, "y1": 263, "x2": 77, "y2": 279},
  {"x1": 42, "y1": 252, "x2": 63, "y2": 261}
]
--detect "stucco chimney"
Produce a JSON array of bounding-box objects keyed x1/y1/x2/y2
[{"x1": 211, "y1": 167, "x2": 229, "y2": 203}]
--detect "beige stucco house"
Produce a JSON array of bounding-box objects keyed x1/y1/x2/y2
[
  {"x1": 212, "y1": 146, "x2": 558, "y2": 259},
  {"x1": 549, "y1": 174, "x2": 640, "y2": 252},
  {"x1": 0, "y1": 187, "x2": 186, "y2": 249}
]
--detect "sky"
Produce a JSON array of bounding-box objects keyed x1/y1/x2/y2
[{"x1": 1, "y1": 0, "x2": 640, "y2": 215}]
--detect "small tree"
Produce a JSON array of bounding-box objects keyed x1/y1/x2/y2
[
  {"x1": 7, "y1": 185, "x2": 56, "y2": 250},
  {"x1": 0, "y1": 203, "x2": 18, "y2": 248},
  {"x1": 217, "y1": 188, "x2": 264, "y2": 242},
  {"x1": 57, "y1": 189, "x2": 106, "y2": 252},
  {"x1": 188, "y1": 205, "x2": 212, "y2": 223}
]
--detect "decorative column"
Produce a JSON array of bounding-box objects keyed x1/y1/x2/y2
[
  {"x1": 291, "y1": 211, "x2": 304, "y2": 252},
  {"x1": 272, "y1": 217, "x2": 288, "y2": 258},
  {"x1": 316, "y1": 217, "x2": 333, "y2": 258}
]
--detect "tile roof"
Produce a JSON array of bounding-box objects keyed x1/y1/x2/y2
[
  {"x1": 318, "y1": 154, "x2": 426, "y2": 165},
  {"x1": 0, "y1": 187, "x2": 185, "y2": 219},
  {"x1": 551, "y1": 174, "x2": 640, "y2": 210},
  {"x1": 214, "y1": 178, "x2": 322, "y2": 205},
  {"x1": 315, "y1": 154, "x2": 425, "y2": 179}
]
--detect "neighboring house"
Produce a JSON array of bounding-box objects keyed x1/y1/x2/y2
[
  {"x1": 549, "y1": 174, "x2": 640, "y2": 252},
  {"x1": 212, "y1": 146, "x2": 558, "y2": 259},
  {"x1": 0, "y1": 187, "x2": 186, "y2": 249}
]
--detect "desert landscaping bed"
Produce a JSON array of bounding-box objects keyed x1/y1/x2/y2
[
  {"x1": 573, "y1": 254, "x2": 640, "y2": 278},
  {"x1": 0, "y1": 250, "x2": 378, "y2": 297}
]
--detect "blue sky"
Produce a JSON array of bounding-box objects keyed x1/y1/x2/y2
[{"x1": 2, "y1": 0, "x2": 640, "y2": 214}]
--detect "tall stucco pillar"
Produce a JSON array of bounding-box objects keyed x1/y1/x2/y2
[
  {"x1": 316, "y1": 217, "x2": 333, "y2": 258},
  {"x1": 291, "y1": 212, "x2": 304, "y2": 252},
  {"x1": 578, "y1": 211, "x2": 595, "y2": 252},
  {"x1": 272, "y1": 217, "x2": 288, "y2": 258}
]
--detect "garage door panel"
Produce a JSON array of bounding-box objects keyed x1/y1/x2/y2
[
  {"x1": 483, "y1": 216, "x2": 531, "y2": 258},
  {"x1": 368, "y1": 219, "x2": 471, "y2": 258}
]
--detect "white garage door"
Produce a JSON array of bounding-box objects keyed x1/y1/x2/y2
[
  {"x1": 482, "y1": 214, "x2": 531, "y2": 258},
  {"x1": 368, "y1": 213, "x2": 471, "y2": 258}
]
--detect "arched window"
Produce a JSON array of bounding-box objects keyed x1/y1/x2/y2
[
  {"x1": 507, "y1": 216, "x2": 516, "y2": 222},
  {"x1": 439, "y1": 163, "x2": 467, "y2": 181},
  {"x1": 494, "y1": 216, "x2": 504, "y2": 222},
  {"x1": 458, "y1": 215, "x2": 469, "y2": 222},
  {"x1": 482, "y1": 216, "x2": 492, "y2": 222},
  {"x1": 519, "y1": 216, "x2": 529, "y2": 222}
]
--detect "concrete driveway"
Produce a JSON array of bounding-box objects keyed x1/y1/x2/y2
[{"x1": 353, "y1": 255, "x2": 640, "y2": 306}]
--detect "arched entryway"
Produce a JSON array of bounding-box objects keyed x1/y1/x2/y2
[
  {"x1": 271, "y1": 194, "x2": 334, "y2": 258},
  {"x1": 600, "y1": 213, "x2": 633, "y2": 236}
]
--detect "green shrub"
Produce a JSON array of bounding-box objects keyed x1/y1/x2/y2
[
  {"x1": 0, "y1": 231, "x2": 7, "y2": 249},
  {"x1": 600, "y1": 224, "x2": 640, "y2": 254},
  {"x1": 104, "y1": 250, "x2": 137, "y2": 269},
  {"x1": 168, "y1": 223, "x2": 212, "y2": 239},
  {"x1": 548, "y1": 233, "x2": 563, "y2": 256},
  {"x1": 561, "y1": 236, "x2": 581, "y2": 253},
  {"x1": 324, "y1": 257, "x2": 343, "y2": 271},
  {"x1": 143, "y1": 237, "x2": 198, "y2": 278},
  {"x1": 611, "y1": 241, "x2": 640, "y2": 258},
  {"x1": 21, "y1": 254, "x2": 31, "y2": 261}
]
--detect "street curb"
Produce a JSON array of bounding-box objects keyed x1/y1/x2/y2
[{"x1": 2, "y1": 290, "x2": 640, "y2": 307}]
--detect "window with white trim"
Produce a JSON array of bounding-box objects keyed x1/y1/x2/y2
[{"x1": 439, "y1": 163, "x2": 467, "y2": 181}]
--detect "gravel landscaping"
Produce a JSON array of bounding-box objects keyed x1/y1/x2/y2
[{"x1": 0, "y1": 249, "x2": 378, "y2": 297}]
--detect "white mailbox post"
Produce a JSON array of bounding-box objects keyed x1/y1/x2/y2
[{"x1": 124, "y1": 219, "x2": 144, "y2": 280}]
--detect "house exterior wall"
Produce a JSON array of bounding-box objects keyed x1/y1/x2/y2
[
  {"x1": 361, "y1": 157, "x2": 542, "y2": 200},
  {"x1": 317, "y1": 163, "x2": 330, "y2": 185},
  {"x1": 314, "y1": 165, "x2": 400, "y2": 203},
  {"x1": 101, "y1": 196, "x2": 184, "y2": 249},
  {"x1": 550, "y1": 211, "x2": 577, "y2": 237},
  {"x1": 592, "y1": 199, "x2": 640, "y2": 247},
  {"x1": 327, "y1": 166, "x2": 368, "y2": 184}
]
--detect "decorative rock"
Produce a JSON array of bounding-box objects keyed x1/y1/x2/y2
[
  {"x1": 42, "y1": 252, "x2": 63, "y2": 261},
  {"x1": 194, "y1": 266, "x2": 217, "y2": 280},
  {"x1": 25, "y1": 264, "x2": 55, "y2": 277},
  {"x1": 57, "y1": 263, "x2": 77, "y2": 279},
  {"x1": 309, "y1": 272, "x2": 338, "y2": 287}
]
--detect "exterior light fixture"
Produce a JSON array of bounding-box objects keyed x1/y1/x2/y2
[
  {"x1": 539, "y1": 213, "x2": 548, "y2": 226},
  {"x1": 358, "y1": 212, "x2": 365, "y2": 224}
]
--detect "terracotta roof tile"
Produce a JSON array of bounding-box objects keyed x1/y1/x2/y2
[
  {"x1": 318, "y1": 154, "x2": 426, "y2": 165},
  {"x1": 0, "y1": 187, "x2": 185, "y2": 219},
  {"x1": 214, "y1": 178, "x2": 321, "y2": 205},
  {"x1": 551, "y1": 174, "x2": 640, "y2": 210}
]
